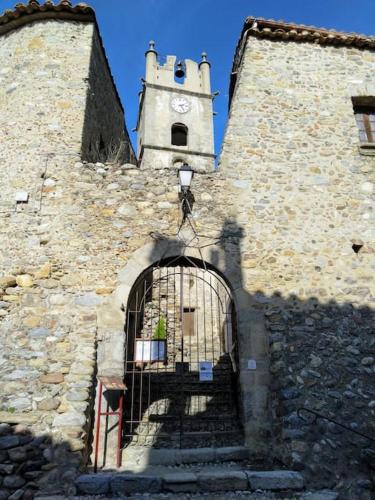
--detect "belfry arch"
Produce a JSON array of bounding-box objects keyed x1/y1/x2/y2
[{"x1": 96, "y1": 240, "x2": 270, "y2": 454}]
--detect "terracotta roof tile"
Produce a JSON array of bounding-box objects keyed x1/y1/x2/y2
[
  {"x1": 0, "y1": 0, "x2": 95, "y2": 32},
  {"x1": 243, "y1": 17, "x2": 375, "y2": 51}
]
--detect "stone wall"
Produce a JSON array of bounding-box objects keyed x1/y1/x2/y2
[
  {"x1": 1, "y1": 155, "x2": 250, "y2": 494},
  {"x1": 0, "y1": 13, "x2": 134, "y2": 496},
  {"x1": 81, "y1": 28, "x2": 135, "y2": 164},
  {"x1": 1, "y1": 7, "x2": 374, "y2": 499},
  {"x1": 220, "y1": 35, "x2": 375, "y2": 496},
  {"x1": 0, "y1": 18, "x2": 134, "y2": 212},
  {"x1": 0, "y1": 20, "x2": 92, "y2": 212},
  {"x1": 0, "y1": 422, "x2": 80, "y2": 498}
]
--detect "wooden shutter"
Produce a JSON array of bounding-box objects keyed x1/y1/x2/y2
[
  {"x1": 355, "y1": 113, "x2": 367, "y2": 142},
  {"x1": 354, "y1": 107, "x2": 375, "y2": 143},
  {"x1": 363, "y1": 113, "x2": 373, "y2": 142},
  {"x1": 369, "y1": 112, "x2": 375, "y2": 142}
]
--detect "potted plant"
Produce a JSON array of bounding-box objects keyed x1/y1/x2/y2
[{"x1": 135, "y1": 315, "x2": 167, "y2": 363}]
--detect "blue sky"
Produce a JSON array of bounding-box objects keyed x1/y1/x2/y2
[{"x1": 1, "y1": 0, "x2": 374, "y2": 156}]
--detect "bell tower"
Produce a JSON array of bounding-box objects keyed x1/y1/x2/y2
[{"x1": 136, "y1": 41, "x2": 215, "y2": 172}]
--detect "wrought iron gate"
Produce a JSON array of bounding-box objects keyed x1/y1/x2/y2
[{"x1": 123, "y1": 258, "x2": 242, "y2": 449}]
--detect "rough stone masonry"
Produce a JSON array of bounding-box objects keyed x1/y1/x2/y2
[
  {"x1": 220, "y1": 17, "x2": 375, "y2": 497},
  {"x1": 0, "y1": 3, "x2": 373, "y2": 499}
]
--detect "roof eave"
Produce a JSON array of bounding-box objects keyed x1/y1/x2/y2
[{"x1": 228, "y1": 16, "x2": 375, "y2": 109}]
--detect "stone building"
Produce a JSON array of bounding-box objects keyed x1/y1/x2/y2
[
  {"x1": 137, "y1": 42, "x2": 215, "y2": 172},
  {"x1": 0, "y1": 2, "x2": 374, "y2": 498}
]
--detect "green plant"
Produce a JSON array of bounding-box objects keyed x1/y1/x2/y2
[{"x1": 153, "y1": 315, "x2": 166, "y2": 340}]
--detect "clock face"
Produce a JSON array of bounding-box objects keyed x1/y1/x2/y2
[{"x1": 171, "y1": 97, "x2": 190, "y2": 114}]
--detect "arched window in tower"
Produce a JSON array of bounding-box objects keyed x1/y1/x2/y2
[{"x1": 171, "y1": 123, "x2": 188, "y2": 146}]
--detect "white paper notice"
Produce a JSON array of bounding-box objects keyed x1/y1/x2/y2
[
  {"x1": 135, "y1": 340, "x2": 165, "y2": 362},
  {"x1": 199, "y1": 361, "x2": 213, "y2": 381},
  {"x1": 247, "y1": 359, "x2": 257, "y2": 370}
]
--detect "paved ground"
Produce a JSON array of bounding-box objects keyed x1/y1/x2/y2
[
  {"x1": 41, "y1": 491, "x2": 338, "y2": 500},
  {"x1": 70, "y1": 493, "x2": 277, "y2": 499}
]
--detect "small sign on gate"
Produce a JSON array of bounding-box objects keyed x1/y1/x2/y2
[
  {"x1": 135, "y1": 339, "x2": 166, "y2": 362},
  {"x1": 199, "y1": 361, "x2": 213, "y2": 381}
]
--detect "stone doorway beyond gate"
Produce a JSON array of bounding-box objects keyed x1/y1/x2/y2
[{"x1": 123, "y1": 257, "x2": 243, "y2": 450}]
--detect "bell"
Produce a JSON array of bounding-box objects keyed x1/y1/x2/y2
[{"x1": 175, "y1": 61, "x2": 185, "y2": 78}]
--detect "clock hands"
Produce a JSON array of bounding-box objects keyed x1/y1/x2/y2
[{"x1": 171, "y1": 97, "x2": 190, "y2": 113}]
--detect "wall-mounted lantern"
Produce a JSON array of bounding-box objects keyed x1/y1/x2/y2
[
  {"x1": 178, "y1": 163, "x2": 194, "y2": 191},
  {"x1": 178, "y1": 163, "x2": 195, "y2": 220}
]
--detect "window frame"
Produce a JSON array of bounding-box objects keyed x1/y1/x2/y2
[
  {"x1": 352, "y1": 97, "x2": 375, "y2": 155},
  {"x1": 171, "y1": 123, "x2": 188, "y2": 147},
  {"x1": 354, "y1": 106, "x2": 375, "y2": 143},
  {"x1": 182, "y1": 307, "x2": 195, "y2": 337}
]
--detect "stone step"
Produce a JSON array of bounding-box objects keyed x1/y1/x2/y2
[
  {"x1": 124, "y1": 432, "x2": 244, "y2": 450},
  {"x1": 128, "y1": 393, "x2": 235, "y2": 403},
  {"x1": 41, "y1": 489, "x2": 340, "y2": 500},
  {"x1": 128, "y1": 378, "x2": 235, "y2": 387},
  {"x1": 75, "y1": 469, "x2": 305, "y2": 496},
  {"x1": 122, "y1": 445, "x2": 250, "y2": 467},
  {"x1": 146, "y1": 414, "x2": 240, "y2": 422}
]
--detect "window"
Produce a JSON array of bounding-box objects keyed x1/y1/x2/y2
[
  {"x1": 182, "y1": 307, "x2": 195, "y2": 337},
  {"x1": 354, "y1": 106, "x2": 375, "y2": 143},
  {"x1": 352, "y1": 97, "x2": 375, "y2": 149},
  {"x1": 171, "y1": 123, "x2": 188, "y2": 146}
]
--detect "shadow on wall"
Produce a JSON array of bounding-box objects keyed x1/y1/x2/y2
[
  {"x1": 94, "y1": 218, "x2": 375, "y2": 495},
  {"x1": 80, "y1": 26, "x2": 135, "y2": 165},
  {"x1": 0, "y1": 422, "x2": 81, "y2": 497}
]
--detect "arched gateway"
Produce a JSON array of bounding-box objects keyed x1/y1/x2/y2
[
  {"x1": 96, "y1": 240, "x2": 269, "y2": 464},
  {"x1": 123, "y1": 256, "x2": 242, "y2": 449}
]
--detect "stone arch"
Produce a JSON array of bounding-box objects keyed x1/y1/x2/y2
[
  {"x1": 172, "y1": 156, "x2": 187, "y2": 170},
  {"x1": 96, "y1": 239, "x2": 269, "y2": 448}
]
